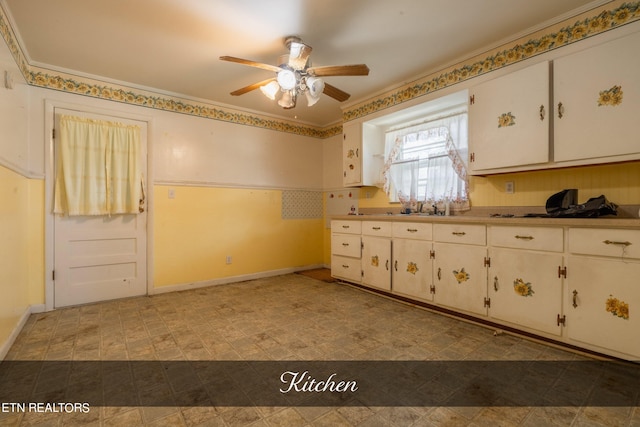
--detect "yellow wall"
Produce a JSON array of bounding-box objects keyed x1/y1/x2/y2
[
  {"x1": 0, "y1": 165, "x2": 31, "y2": 346},
  {"x1": 153, "y1": 185, "x2": 324, "y2": 288},
  {"x1": 359, "y1": 161, "x2": 640, "y2": 209}
]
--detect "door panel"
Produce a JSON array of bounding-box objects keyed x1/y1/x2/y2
[{"x1": 53, "y1": 109, "x2": 147, "y2": 307}]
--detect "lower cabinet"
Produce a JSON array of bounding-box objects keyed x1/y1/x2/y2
[
  {"x1": 489, "y1": 248, "x2": 563, "y2": 336},
  {"x1": 361, "y1": 236, "x2": 392, "y2": 291},
  {"x1": 392, "y1": 238, "x2": 433, "y2": 302},
  {"x1": 564, "y1": 228, "x2": 640, "y2": 359},
  {"x1": 488, "y1": 225, "x2": 565, "y2": 336}
]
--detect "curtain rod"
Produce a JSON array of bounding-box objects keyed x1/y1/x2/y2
[{"x1": 386, "y1": 109, "x2": 467, "y2": 133}]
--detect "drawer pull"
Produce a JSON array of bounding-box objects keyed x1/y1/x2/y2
[
  {"x1": 342, "y1": 243, "x2": 350, "y2": 247},
  {"x1": 452, "y1": 232, "x2": 466, "y2": 236},
  {"x1": 372, "y1": 226, "x2": 381, "y2": 230},
  {"x1": 342, "y1": 265, "x2": 349, "y2": 269},
  {"x1": 515, "y1": 235, "x2": 534, "y2": 240},
  {"x1": 603, "y1": 240, "x2": 631, "y2": 247},
  {"x1": 341, "y1": 225, "x2": 350, "y2": 229},
  {"x1": 407, "y1": 228, "x2": 418, "y2": 233},
  {"x1": 572, "y1": 289, "x2": 578, "y2": 308}
]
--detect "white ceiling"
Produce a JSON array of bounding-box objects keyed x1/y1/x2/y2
[{"x1": 2, "y1": 0, "x2": 606, "y2": 127}]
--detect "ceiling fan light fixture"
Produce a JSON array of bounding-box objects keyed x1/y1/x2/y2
[
  {"x1": 260, "y1": 80, "x2": 280, "y2": 100},
  {"x1": 306, "y1": 76, "x2": 325, "y2": 97},
  {"x1": 276, "y1": 69, "x2": 297, "y2": 91},
  {"x1": 278, "y1": 90, "x2": 296, "y2": 109}
]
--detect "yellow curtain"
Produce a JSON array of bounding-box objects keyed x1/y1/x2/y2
[{"x1": 53, "y1": 115, "x2": 142, "y2": 216}]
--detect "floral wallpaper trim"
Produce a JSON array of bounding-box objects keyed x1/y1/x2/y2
[
  {"x1": 513, "y1": 278, "x2": 535, "y2": 297},
  {"x1": 606, "y1": 295, "x2": 629, "y2": 319},
  {"x1": 598, "y1": 85, "x2": 624, "y2": 106},
  {"x1": 343, "y1": 1, "x2": 640, "y2": 123}
]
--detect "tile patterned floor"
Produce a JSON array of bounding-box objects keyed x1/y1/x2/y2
[{"x1": 1, "y1": 273, "x2": 639, "y2": 426}]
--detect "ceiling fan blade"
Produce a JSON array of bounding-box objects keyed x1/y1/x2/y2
[
  {"x1": 288, "y1": 41, "x2": 312, "y2": 70},
  {"x1": 219, "y1": 56, "x2": 282, "y2": 73},
  {"x1": 307, "y1": 64, "x2": 370, "y2": 77},
  {"x1": 230, "y1": 77, "x2": 276, "y2": 96},
  {"x1": 323, "y1": 83, "x2": 351, "y2": 102}
]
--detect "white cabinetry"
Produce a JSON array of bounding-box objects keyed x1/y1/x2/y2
[
  {"x1": 554, "y1": 31, "x2": 640, "y2": 164},
  {"x1": 432, "y1": 224, "x2": 488, "y2": 316},
  {"x1": 392, "y1": 222, "x2": 433, "y2": 302},
  {"x1": 564, "y1": 228, "x2": 640, "y2": 359},
  {"x1": 342, "y1": 121, "x2": 385, "y2": 187},
  {"x1": 468, "y1": 61, "x2": 550, "y2": 173},
  {"x1": 488, "y1": 226, "x2": 565, "y2": 336},
  {"x1": 331, "y1": 220, "x2": 362, "y2": 283},
  {"x1": 361, "y1": 221, "x2": 392, "y2": 291}
]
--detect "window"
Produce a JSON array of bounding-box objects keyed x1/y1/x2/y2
[{"x1": 383, "y1": 111, "x2": 469, "y2": 212}]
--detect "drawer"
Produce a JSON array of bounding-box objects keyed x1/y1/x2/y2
[
  {"x1": 433, "y1": 223, "x2": 486, "y2": 245},
  {"x1": 362, "y1": 221, "x2": 392, "y2": 237},
  {"x1": 331, "y1": 233, "x2": 361, "y2": 258},
  {"x1": 331, "y1": 255, "x2": 362, "y2": 283},
  {"x1": 489, "y1": 226, "x2": 563, "y2": 252},
  {"x1": 569, "y1": 228, "x2": 640, "y2": 259},
  {"x1": 331, "y1": 220, "x2": 361, "y2": 235},
  {"x1": 392, "y1": 222, "x2": 432, "y2": 240}
]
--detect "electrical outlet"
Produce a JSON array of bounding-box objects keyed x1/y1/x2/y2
[
  {"x1": 225, "y1": 256, "x2": 232, "y2": 264},
  {"x1": 505, "y1": 181, "x2": 515, "y2": 194}
]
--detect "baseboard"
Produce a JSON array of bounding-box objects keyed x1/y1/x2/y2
[
  {"x1": 152, "y1": 264, "x2": 325, "y2": 295},
  {"x1": 0, "y1": 304, "x2": 44, "y2": 361}
]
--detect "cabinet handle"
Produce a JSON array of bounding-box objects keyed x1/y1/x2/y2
[
  {"x1": 342, "y1": 265, "x2": 349, "y2": 269},
  {"x1": 394, "y1": 260, "x2": 398, "y2": 271},
  {"x1": 572, "y1": 289, "x2": 578, "y2": 308},
  {"x1": 515, "y1": 235, "x2": 534, "y2": 240},
  {"x1": 372, "y1": 227, "x2": 381, "y2": 230},
  {"x1": 342, "y1": 243, "x2": 350, "y2": 246},
  {"x1": 494, "y1": 276, "x2": 499, "y2": 292},
  {"x1": 603, "y1": 240, "x2": 632, "y2": 247},
  {"x1": 557, "y1": 102, "x2": 564, "y2": 119},
  {"x1": 385, "y1": 260, "x2": 389, "y2": 270},
  {"x1": 452, "y1": 231, "x2": 466, "y2": 236},
  {"x1": 539, "y1": 105, "x2": 545, "y2": 121},
  {"x1": 341, "y1": 225, "x2": 350, "y2": 229},
  {"x1": 437, "y1": 267, "x2": 442, "y2": 280},
  {"x1": 407, "y1": 228, "x2": 418, "y2": 233}
]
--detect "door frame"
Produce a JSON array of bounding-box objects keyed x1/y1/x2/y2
[{"x1": 44, "y1": 100, "x2": 155, "y2": 311}]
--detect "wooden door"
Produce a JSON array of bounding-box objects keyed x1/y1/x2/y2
[
  {"x1": 392, "y1": 239, "x2": 433, "y2": 301},
  {"x1": 53, "y1": 109, "x2": 148, "y2": 307},
  {"x1": 361, "y1": 236, "x2": 391, "y2": 291}
]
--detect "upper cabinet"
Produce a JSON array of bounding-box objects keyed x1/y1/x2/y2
[
  {"x1": 468, "y1": 61, "x2": 550, "y2": 173},
  {"x1": 554, "y1": 31, "x2": 640, "y2": 164},
  {"x1": 342, "y1": 121, "x2": 385, "y2": 187}
]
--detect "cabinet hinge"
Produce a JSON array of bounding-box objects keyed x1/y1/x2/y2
[
  {"x1": 484, "y1": 257, "x2": 491, "y2": 267},
  {"x1": 430, "y1": 285, "x2": 436, "y2": 295},
  {"x1": 484, "y1": 297, "x2": 491, "y2": 308},
  {"x1": 558, "y1": 266, "x2": 567, "y2": 279},
  {"x1": 469, "y1": 94, "x2": 475, "y2": 105},
  {"x1": 557, "y1": 314, "x2": 566, "y2": 326},
  {"x1": 470, "y1": 152, "x2": 475, "y2": 163},
  {"x1": 361, "y1": 270, "x2": 364, "y2": 278},
  {"x1": 52, "y1": 129, "x2": 56, "y2": 139},
  {"x1": 429, "y1": 250, "x2": 435, "y2": 259}
]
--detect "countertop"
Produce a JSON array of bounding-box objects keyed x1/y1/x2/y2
[{"x1": 331, "y1": 212, "x2": 640, "y2": 229}]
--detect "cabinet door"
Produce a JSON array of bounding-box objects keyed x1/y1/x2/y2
[
  {"x1": 489, "y1": 248, "x2": 563, "y2": 336},
  {"x1": 565, "y1": 256, "x2": 640, "y2": 359},
  {"x1": 392, "y1": 239, "x2": 433, "y2": 301},
  {"x1": 342, "y1": 121, "x2": 362, "y2": 186},
  {"x1": 433, "y1": 243, "x2": 487, "y2": 316},
  {"x1": 468, "y1": 61, "x2": 550, "y2": 172},
  {"x1": 554, "y1": 31, "x2": 640, "y2": 163},
  {"x1": 361, "y1": 236, "x2": 391, "y2": 291}
]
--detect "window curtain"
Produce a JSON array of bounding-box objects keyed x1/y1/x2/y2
[
  {"x1": 382, "y1": 112, "x2": 470, "y2": 212},
  {"x1": 54, "y1": 115, "x2": 143, "y2": 216}
]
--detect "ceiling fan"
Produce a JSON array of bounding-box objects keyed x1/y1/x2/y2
[{"x1": 220, "y1": 36, "x2": 369, "y2": 109}]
